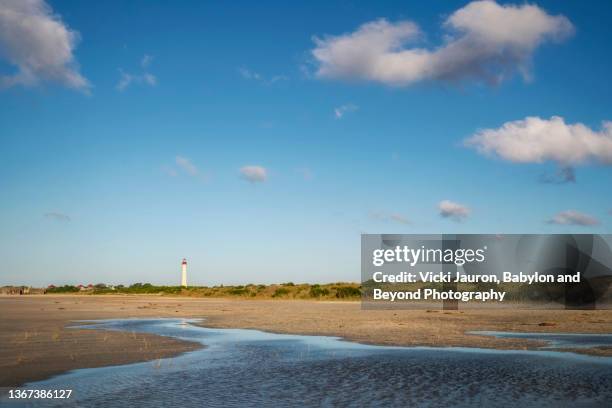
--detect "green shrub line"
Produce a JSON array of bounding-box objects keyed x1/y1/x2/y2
[
  {"x1": 44, "y1": 282, "x2": 363, "y2": 300},
  {"x1": 40, "y1": 279, "x2": 612, "y2": 304}
]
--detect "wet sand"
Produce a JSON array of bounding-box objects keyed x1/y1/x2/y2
[{"x1": 1, "y1": 294, "x2": 611, "y2": 387}]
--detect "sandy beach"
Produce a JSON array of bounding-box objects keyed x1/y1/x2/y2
[{"x1": 1, "y1": 294, "x2": 611, "y2": 387}]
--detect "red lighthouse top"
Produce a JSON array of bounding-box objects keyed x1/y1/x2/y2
[{"x1": 182, "y1": 258, "x2": 187, "y2": 265}]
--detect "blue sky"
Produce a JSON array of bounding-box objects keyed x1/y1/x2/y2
[{"x1": 1, "y1": 0, "x2": 611, "y2": 286}]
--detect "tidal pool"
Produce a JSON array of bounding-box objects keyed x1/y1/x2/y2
[
  {"x1": 470, "y1": 331, "x2": 612, "y2": 349},
  {"x1": 4, "y1": 319, "x2": 612, "y2": 407}
]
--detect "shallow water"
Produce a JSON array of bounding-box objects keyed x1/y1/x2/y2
[
  {"x1": 3, "y1": 319, "x2": 612, "y2": 407},
  {"x1": 470, "y1": 331, "x2": 612, "y2": 349}
]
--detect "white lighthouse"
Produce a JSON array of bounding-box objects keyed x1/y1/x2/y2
[{"x1": 181, "y1": 258, "x2": 188, "y2": 287}]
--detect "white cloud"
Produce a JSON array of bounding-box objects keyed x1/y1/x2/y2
[
  {"x1": 0, "y1": 0, "x2": 90, "y2": 91},
  {"x1": 438, "y1": 200, "x2": 470, "y2": 221},
  {"x1": 311, "y1": 1, "x2": 573, "y2": 86},
  {"x1": 238, "y1": 67, "x2": 288, "y2": 84},
  {"x1": 175, "y1": 156, "x2": 198, "y2": 176},
  {"x1": 465, "y1": 116, "x2": 612, "y2": 165},
  {"x1": 116, "y1": 55, "x2": 157, "y2": 91},
  {"x1": 334, "y1": 103, "x2": 358, "y2": 119},
  {"x1": 44, "y1": 212, "x2": 70, "y2": 222},
  {"x1": 240, "y1": 165, "x2": 267, "y2": 183},
  {"x1": 547, "y1": 210, "x2": 599, "y2": 226}
]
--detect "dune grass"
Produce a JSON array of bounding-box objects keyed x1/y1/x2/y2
[{"x1": 45, "y1": 282, "x2": 362, "y2": 300}]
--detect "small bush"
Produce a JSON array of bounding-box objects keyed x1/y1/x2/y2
[
  {"x1": 309, "y1": 284, "x2": 330, "y2": 298},
  {"x1": 272, "y1": 288, "x2": 290, "y2": 298},
  {"x1": 228, "y1": 288, "x2": 248, "y2": 295},
  {"x1": 46, "y1": 285, "x2": 79, "y2": 293},
  {"x1": 335, "y1": 286, "x2": 361, "y2": 299},
  {"x1": 162, "y1": 286, "x2": 182, "y2": 294}
]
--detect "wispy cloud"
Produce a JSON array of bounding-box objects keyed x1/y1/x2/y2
[
  {"x1": 175, "y1": 156, "x2": 199, "y2": 176},
  {"x1": 141, "y1": 54, "x2": 153, "y2": 68},
  {"x1": 389, "y1": 213, "x2": 410, "y2": 225},
  {"x1": 161, "y1": 156, "x2": 207, "y2": 180},
  {"x1": 238, "y1": 67, "x2": 261, "y2": 81},
  {"x1": 334, "y1": 104, "x2": 358, "y2": 119},
  {"x1": 240, "y1": 165, "x2": 268, "y2": 183},
  {"x1": 311, "y1": 1, "x2": 572, "y2": 86},
  {"x1": 116, "y1": 55, "x2": 157, "y2": 91},
  {"x1": 238, "y1": 67, "x2": 288, "y2": 85},
  {"x1": 438, "y1": 200, "x2": 470, "y2": 222},
  {"x1": 0, "y1": 0, "x2": 90, "y2": 91},
  {"x1": 44, "y1": 212, "x2": 71, "y2": 222},
  {"x1": 116, "y1": 70, "x2": 157, "y2": 91},
  {"x1": 547, "y1": 210, "x2": 599, "y2": 226},
  {"x1": 369, "y1": 211, "x2": 411, "y2": 225}
]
